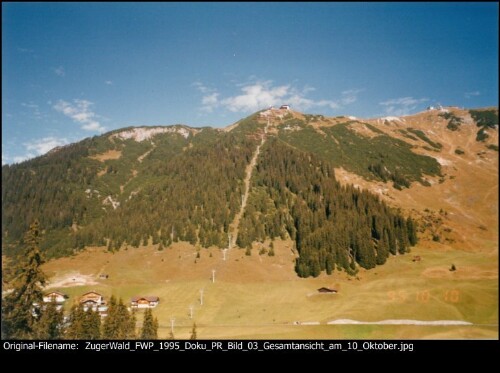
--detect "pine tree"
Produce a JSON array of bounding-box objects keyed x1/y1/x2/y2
[
  {"x1": 354, "y1": 230, "x2": 376, "y2": 270},
  {"x1": 66, "y1": 304, "x2": 85, "y2": 339},
  {"x1": 125, "y1": 309, "x2": 137, "y2": 339},
  {"x1": 407, "y1": 217, "x2": 418, "y2": 246},
  {"x1": 387, "y1": 227, "x2": 397, "y2": 255},
  {"x1": 268, "y1": 241, "x2": 275, "y2": 256},
  {"x1": 2, "y1": 220, "x2": 47, "y2": 339},
  {"x1": 153, "y1": 315, "x2": 159, "y2": 338},
  {"x1": 83, "y1": 308, "x2": 101, "y2": 340},
  {"x1": 140, "y1": 308, "x2": 158, "y2": 339},
  {"x1": 376, "y1": 230, "x2": 390, "y2": 265},
  {"x1": 102, "y1": 295, "x2": 119, "y2": 339},
  {"x1": 396, "y1": 217, "x2": 409, "y2": 254},
  {"x1": 115, "y1": 297, "x2": 132, "y2": 339},
  {"x1": 185, "y1": 224, "x2": 197, "y2": 245},
  {"x1": 36, "y1": 301, "x2": 63, "y2": 339},
  {"x1": 190, "y1": 323, "x2": 197, "y2": 340},
  {"x1": 325, "y1": 253, "x2": 334, "y2": 275},
  {"x1": 103, "y1": 296, "x2": 135, "y2": 339},
  {"x1": 311, "y1": 256, "x2": 321, "y2": 277}
]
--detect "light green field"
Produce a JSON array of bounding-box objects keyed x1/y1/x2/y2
[{"x1": 41, "y1": 238, "x2": 498, "y2": 340}]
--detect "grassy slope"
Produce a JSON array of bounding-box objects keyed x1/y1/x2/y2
[{"x1": 41, "y1": 237, "x2": 497, "y2": 339}]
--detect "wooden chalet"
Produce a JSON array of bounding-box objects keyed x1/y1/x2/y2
[
  {"x1": 43, "y1": 291, "x2": 68, "y2": 304},
  {"x1": 130, "y1": 296, "x2": 160, "y2": 309},
  {"x1": 80, "y1": 291, "x2": 105, "y2": 311}
]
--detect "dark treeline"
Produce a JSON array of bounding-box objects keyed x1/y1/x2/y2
[
  {"x1": 2, "y1": 127, "x2": 259, "y2": 257},
  {"x1": 2, "y1": 116, "x2": 417, "y2": 278},
  {"x1": 237, "y1": 139, "x2": 417, "y2": 277},
  {"x1": 2, "y1": 138, "x2": 99, "y2": 255},
  {"x1": 78, "y1": 131, "x2": 257, "y2": 252}
]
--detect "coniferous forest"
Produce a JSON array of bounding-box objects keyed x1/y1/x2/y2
[
  {"x1": 238, "y1": 138, "x2": 417, "y2": 276},
  {"x1": 2, "y1": 114, "x2": 420, "y2": 277}
]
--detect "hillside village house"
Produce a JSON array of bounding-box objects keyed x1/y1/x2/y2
[
  {"x1": 40, "y1": 291, "x2": 68, "y2": 311},
  {"x1": 280, "y1": 104, "x2": 290, "y2": 110},
  {"x1": 130, "y1": 296, "x2": 160, "y2": 309},
  {"x1": 80, "y1": 291, "x2": 105, "y2": 312},
  {"x1": 43, "y1": 291, "x2": 68, "y2": 304}
]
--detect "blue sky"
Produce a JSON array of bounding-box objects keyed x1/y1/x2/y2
[{"x1": 2, "y1": 2, "x2": 498, "y2": 164}]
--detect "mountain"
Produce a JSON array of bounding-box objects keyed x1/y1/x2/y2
[{"x1": 2, "y1": 106, "x2": 498, "y2": 278}]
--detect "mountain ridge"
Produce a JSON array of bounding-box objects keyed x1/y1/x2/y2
[
  {"x1": 19, "y1": 105, "x2": 497, "y2": 160},
  {"x1": 2, "y1": 106, "x2": 498, "y2": 278}
]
